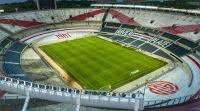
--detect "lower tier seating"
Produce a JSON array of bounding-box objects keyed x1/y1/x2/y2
[
  {"x1": 140, "y1": 43, "x2": 158, "y2": 53},
  {"x1": 112, "y1": 36, "x2": 127, "y2": 41},
  {"x1": 166, "y1": 44, "x2": 189, "y2": 56},
  {"x1": 3, "y1": 41, "x2": 29, "y2": 81},
  {"x1": 154, "y1": 50, "x2": 174, "y2": 61}
]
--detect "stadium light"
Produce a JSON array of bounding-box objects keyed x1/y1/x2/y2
[
  {"x1": 0, "y1": 9, "x2": 4, "y2": 14},
  {"x1": 34, "y1": 0, "x2": 40, "y2": 10},
  {"x1": 143, "y1": 79, "x2": 149, "y2": 96}
]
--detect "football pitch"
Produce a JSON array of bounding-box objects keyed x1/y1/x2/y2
[{"x1": 40, "y1": 37, "x2": 166, "y2": 90}]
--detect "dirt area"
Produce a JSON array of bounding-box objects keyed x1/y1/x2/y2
[{"x1": 36, "y1": 47, "x2": 82, "y2": 89}]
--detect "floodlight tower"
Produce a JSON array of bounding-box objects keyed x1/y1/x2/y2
[
  {"x1": 54, "y1": 0, "x2": 57, "y2": 9},
  {"x1": 34, "y1": 0, "x2": 40, "y2": 10},
  {"x1": 34, "y1": 0, "x2": 57, "y2": 10},
  {"x1": 97, "y1": 0, "x2": 102, "y2": 4}
]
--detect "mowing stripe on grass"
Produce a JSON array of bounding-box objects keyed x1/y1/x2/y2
[{"x1": 41, "y1": 37, "x2": 166, "y2": 90}]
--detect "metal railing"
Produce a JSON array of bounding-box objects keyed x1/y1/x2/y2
[
  {"x1": 144, "y1": 94, "x2": 200, "y2": 108},
  {"x1": 0, "y1": 76, "x2": 144, "y2": 110}
]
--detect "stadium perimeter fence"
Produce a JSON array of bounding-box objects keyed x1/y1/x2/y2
[{"x1": 0, "y1": 85, "x2": 200, "y2": 110}]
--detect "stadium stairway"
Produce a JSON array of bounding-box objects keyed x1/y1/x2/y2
[
  {"x1": 102, "y1": 8, "x2": 110, "y2": 22},
  {"x1": 109, "y1": 9, "x2": 140, "y2": 26},
  {"x1": 66, "y1": 9, "x2": 106, "y2": 21},
  {"x1": 160, "y1": 24, "x2": 200, "y2": 34}
]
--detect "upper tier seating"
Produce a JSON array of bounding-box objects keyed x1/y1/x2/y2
[
  {"x1": 0, "y1": 8, "x2": 105, "y2": 33},
  {"x1": 107, "y1": 9, "x2": 200, "y2": 28},
  {"x1": 0, "y1": 23, "x2": 26, "y2": 33},
  {"x1": 178, "y1": 31, "x2": 200, "y2": 42},
  {"x1": 0, "y1": 29, "x2": 9, "y2": 42},
  {"x1": 0, "y1": 8, "x2": 199, "y2": 41},
  {"x1": 105, "y1": 9, "x2": 200, "y2": 42}
]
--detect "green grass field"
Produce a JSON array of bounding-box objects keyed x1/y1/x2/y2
[{"x1": 41, "y1": 37, "x2": 166, "y2": 90}]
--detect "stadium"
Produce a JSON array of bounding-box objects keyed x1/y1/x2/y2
[{"x1": 0, "y1": 0, "x2": 199, "y2": 111}]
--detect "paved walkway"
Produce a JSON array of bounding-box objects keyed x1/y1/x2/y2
[
  {"x1": 131, "y1": 54, "x2": 200, "y2": 106},
  {"x1": 36, "y1": 48, "x2": 82, "y2": 89}
]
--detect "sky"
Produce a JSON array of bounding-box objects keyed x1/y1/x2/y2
[
  {"x1": 0, "y1": 0, "x2": 27, "y2": 4},
  {"x1": 0, "y1": 0, "x2": 128, "y2": 5}
]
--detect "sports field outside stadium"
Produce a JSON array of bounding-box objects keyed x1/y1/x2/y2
[{"x1": 41, "y1": 37, "x2": 166, "y2": 90}]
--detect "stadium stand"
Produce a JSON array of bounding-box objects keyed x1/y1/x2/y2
[
  {"x1": 178, "y1": 31, "x2": 200, "y2": 42},
  {"x1": 0, "y1": 38, "x2": 12, "y2": 48},
  {"x1": 0, "y1": 24, "x2": 25, "y2": 33},
  {"x1": 4, "y1": 64, "x2": 24, "y2": 75},
  {"x1": 154, "y1": 50, "x2": 174, "y2": 61},
  {"x1": 105, "y1": 9, "x2": 200, "y2": 42},
  {"x1": 0, "y1": 18, "x2": 45, "y2": 27},
  {"x1": 160, "y1": 24, "x2": 200, "y2": 34},
  {"x1": 166, "y1": 44, "x2": 190, "y2": 56},
  {"x1": 177, "y1": 38, "x2": 199, "y2": 49},
  {"x1": 98, "y1": 33, "x2": 113, "y2": 38},
  {"x1": 0, "y1": 9, "x2": 105, "y2": 33},
  {"x1": 161, "y1": 32, "x2": 180, "y2": 41},
  {"x1": 101, "y1": 27, "x2": 118, "y2": 33},
  {"x1": 105, "y1": 22, "x2": 122, "y2": 28},
  {"x1": 0, "y1": 8, "x2": 199, "y2": 42},
  {"x1": 66, "y1": 9, "x2": 105, "y2": 21},
  {"x1": 3, "y1": 41, "x2": 29, "y2": 80},
  {"x1": 111, "y1": 35, "x2": 127, "y2": 41},
  {"x1": 107, "y1": 9, "x2": 140, "y2": 26},
  {"x1": 140, "y1": 43, "x2": 158, "y2": 53},
  {"x1": 4, "y1": 51, "x2": 20, "y2": 63},
  {"x1": 0, "y1": 29, "x2": 9, "y2": 42},
  {"x1": 121, "y1": 24, "x2": 137, "y2": 29},
  {"x1": 8, "y1": 41, "x2": 27, "y2": 52},
  {"x1": 131, "y1": 40, "x2": 144, "y2": 47},
  {"x1": 0, "y1": 5, "x2": 199, "y2": 110},
  {"x1": 122, "y1": 38, "x2": 137, "y2": 44},
  {"x1": 100, "y1": 22, "x2": 193, "y2": 58}
]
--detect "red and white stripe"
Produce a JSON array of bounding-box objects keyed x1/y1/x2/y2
[
  {"x1": 56, "y1": 33, "x2": 71, "y2": 39},
  {"x1": 147, "y1": 81, "x2": 179, "y2": 95}
]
